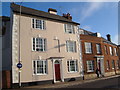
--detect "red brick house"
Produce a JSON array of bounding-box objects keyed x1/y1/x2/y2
[{"x1": 80, "y1": 29, "x2": 120, "y2": 79}]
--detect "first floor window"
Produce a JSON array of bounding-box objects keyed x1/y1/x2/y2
[
  {"x1": 33, "y1": 60, "x2": 47, "y2": 75},
  {"x1": 86, "y1": 60, "x2": 94, "y2": 72},
  {"x1": 109, "y1": 46, "x2": 113, "y2": 56},
  {"x1": 104, "y1": 45, "x2": 108, "y2": 55},
  {"x1": 66, "y1": 41, "x2": 76, "y2": 52},
  {"x1": 85, "y1": 42, "x2": 92, "y2": 54},
  {"x1": 114, "y1": 48, "x2": 117, "y2": 56},
  {"x1": 112, "y1": 60, "x2": 115, "y2": 69},
  {"x1": 32, "y1": 37, "x2": 46, "y2": 51},
  {"x1": 67, "y1": 60, "x2": 78, "y2": 72},
  {"x1": 96, "y1": 44, "x2": 101, "y2": 54},
  {"x1": 106, "y1": 60, "x2": 110, "y2": 70}
]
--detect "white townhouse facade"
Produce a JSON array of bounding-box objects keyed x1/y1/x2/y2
[{"x1": 9, "y1": 3, "x2": 83, "y2": 87}]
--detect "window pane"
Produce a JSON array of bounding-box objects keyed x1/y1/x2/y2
[
  {"x1": 85, "y1": 42, "x2": 92, "y2": 53},
  {"x1": 109, "y1": 47, "x2": 113, "y2": 55},
  {"x1": 87, "y1": 60, "x2": 94, "y2": 72},
  {"x1": 35, "y1": 60, "x2": 47, "y2": 74},
  {"x1": 96, "y1": 44, "x2": 101, "y2": 54},
  {"x1": 67, "y1": 60, "x2": 77, "y2": 72},
  {"x1": 104, "y1": 46, "x2": 107, "y2": 54},
  {"x1": 33, "y1": 61, "x2": 36, "y2": 74},
  {"x1": 33, "y1": 38, "x2": 35, "y2": 51},
  {"x1": 66, "y1": 41, "x2": 76, "y2": 52},
  {"x1": 32, "y1": 18, "x2": 45, "y2": 30},
  {"x1": 32, "y1": 19, "x2": 34, "y2": 28},
  {"x1": 114, "y1": 48, "x2": 117, "y2": 56},
  {"x1": 106, "y1": 60, "x2": 110, "y2": 70},
  {"x1": 67, "y1": 61, "x2": 70, "y2": 72},
  {"x1": 65, "y1": 24, "x2": 74, "y2": 34},
  {"x1": 34, "y1": 38, "x2": 46, "y2": 51},
  {"x1": 112, "y1": 60, "x2": 115, "y2": 69}
]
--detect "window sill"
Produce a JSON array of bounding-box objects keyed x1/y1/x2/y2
[
  {"x1": 85, "y1": 53, "x2": 92, "y2": 54},
  {"x1": 67, "y1": 52, "x2": 77, "y2": 53},
  {"x1": 32, "y1": 50, "x2": 47, "y2": 53},
  {"x1": 65, "y1": 32, "x2": 75, "y2": 34},
  {"x1": 87, "y1": 70, "x2": 94, "y2": 73},
  {"x1": 67, "y1": 71, "x2": 78, "y2": 74},
  {"x1": 31, "y1": 28, "x2": 46, "y2": 31},
  {"x1": 112, "y1": 68, "x2": 115, "y2": 70},
  {"x1": 33, "y1": 74, "x2": 48, "y2": 76}
]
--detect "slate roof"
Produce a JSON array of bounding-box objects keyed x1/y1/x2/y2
[
  {"x1": 80, "y1": 29, "x2": 118, "y2": 46},
  {"x1": 10, "y1": 3, "x2": 80, "y2": 25}
]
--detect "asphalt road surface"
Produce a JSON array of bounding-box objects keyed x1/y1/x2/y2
[
  {"x1": 6, "y1": 76, "x2": 120, "y2": 90},
  {"x1": 65, "y1": 76, "x2": 120, "y2": 88}
]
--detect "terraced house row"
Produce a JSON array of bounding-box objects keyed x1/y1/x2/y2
[
  {"x1": 79, "y1": 29, "x2": 120, "y2": 79},
  {"x1": 1, "y1": 3, "x2": 120, "y2": 89}
]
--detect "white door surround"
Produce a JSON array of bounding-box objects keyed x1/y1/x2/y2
[
  {"x1": 96, "y1": 57, "x2": 105, "y2": 76},
  {"x1": 51, "y1": 59, "x2": 64, "y2": 83}
]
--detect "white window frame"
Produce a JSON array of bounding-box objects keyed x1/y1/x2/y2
[
  {"x1": 114, "y1": 48, "x2": 117, "y2": 56},
  {"x1": 116, "y1": 60, "x2": 118, "y2": 69},
  {"x1": 67, "y1": 60, "x2": 78, "y2": 73},
  {"x1": 86, "y1": 60, "x2": 94, "y2": 72},
  {"x1": 32, "y1": 18, "x2": 46, "y2": 30},
  {"x1": 106, "y1": 60, "x2": 110, "y2": 70},
  {"x1": 104, "y1": 45, "x2": 108, "y2": 54},
  {"x1": 109, "y1": 46, "x2": 113, "y2": 56},
  {"x1": 33, "y1": 60, "x2": 47, "y2": 75},
  {"x1": 96, "y1": 44, "x2": 101, "y2": 54},
  {"x1": 66, "y1": 41, "x2": 76, "y2": 52},
  {"x1": 85, "y1": 42, "x2": 92, "y2": 54},
  {"x1": 112, "y1": 60, "x2": 115, "y2": 69},
  {"x1": 64, "y1": 24, "x2": 75, "y2": 34},
  {"x1": 32, "y1": 37, "x2": 46, "y2": 52}
]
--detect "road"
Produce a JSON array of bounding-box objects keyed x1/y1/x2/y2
[
  {"x1": 65, "y1": 76, "x2": 120, "y2": 88},
  {"x1": 6, "y1": 76, "x2": 120, "y2": 90}
]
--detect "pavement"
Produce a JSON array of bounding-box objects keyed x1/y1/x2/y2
[{"x1": 23, "y1": 75, "x2": 120, "y2": 89}]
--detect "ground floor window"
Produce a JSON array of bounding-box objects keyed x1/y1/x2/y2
[
  {"x1": 67, "y1": 60, "x2": 78, "y2": 72},
  {"x1": 106, "y1": 60, "x2": 110, "y2": 70},
  {"x1": 33, "y1": 60, "x2": 47, "y2": 75},
  {"x1": 86, "y1": 60, "x2": 94, "y2": 72},
  {"x1": 112, "y1": 60, "x2": 115, "y2": 69},
  {"x1": 116, "y1": 60, "x2": 120, "y2": 69}
]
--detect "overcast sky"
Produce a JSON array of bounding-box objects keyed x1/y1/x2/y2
[{"x1": 2, "y1": 2, "x2": 118, "y2": 44}]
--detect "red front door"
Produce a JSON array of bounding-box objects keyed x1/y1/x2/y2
[{"x1": 55, "y1": 64, "x2": 61, "y2": 81}]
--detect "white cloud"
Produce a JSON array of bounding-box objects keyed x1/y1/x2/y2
[
  {"x1": 82, "y1": 25, "x2": 92, "y2": 31},
  {"x1": 80, "y1": 2, "x2": 104, "y2": 22}
]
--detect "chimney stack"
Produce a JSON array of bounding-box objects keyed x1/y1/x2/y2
[
  {"x1": 62, "y1": 13, "x2": 72, "y2": 20},
  {"x1": 48, "y1": 8, "x2": 57, "y2": 15},
  {"x1": 106, "y1": 34, "x2": 111, "y2": 42}
]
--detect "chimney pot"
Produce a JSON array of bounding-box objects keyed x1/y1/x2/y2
[{"x1": 62, "y1": 13, "x2": 72, "y2": 20}]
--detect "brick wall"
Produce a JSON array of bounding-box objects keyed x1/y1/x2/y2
[
  {"x1": 2, "y1": 70, "x2": 12, "y2": 89},
  {"x1": 80, "y1": 34, "x2": 120, "y2": 77}
]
